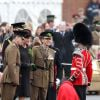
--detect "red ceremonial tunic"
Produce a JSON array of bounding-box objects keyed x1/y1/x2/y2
[{"x1": 70, "y1": 48, "x2": 93, "y2": 85}]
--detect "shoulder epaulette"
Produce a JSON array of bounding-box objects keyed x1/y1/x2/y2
[
  {"x1": 73, "y1": 48, "x2": 83, "y2": 57},
  {"x1": 49, "y1": 48, "x2": 56, "y2": 53}
]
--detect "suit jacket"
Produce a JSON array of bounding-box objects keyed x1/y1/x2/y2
[
  {"x1": 30, "y1": 45, "x2": 55, "y2": 88},
  {"x1": 2, "y1": 43, "x2": 20, "y2": 85},
  {"x1": 53, "y1": 30, "x2": 74, "y2": 63}
]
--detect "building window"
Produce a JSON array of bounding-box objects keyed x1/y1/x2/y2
[
  {"x1": 15, "y1": 9, "x2": 32, "y2": 22},
  {"x1": 38, "y1": 9, "x2": 51, "y2": 24}
]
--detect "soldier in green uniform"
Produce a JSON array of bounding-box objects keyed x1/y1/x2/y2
[
  {"x1": 90, "y1": 16, "x2": 100, "y2": 58},
  {"x1": 1, "y1": 29, "x2": 24, "y2": 100},
  {"x1": 92, "y1": 16, "x2": 100, "y2": 45},
  {"x1": 2, "y1": 22, "x2": 25, "y2": 70},
  {"x1": 30, "y1": 31, "x2": 55, "y2": 100}
]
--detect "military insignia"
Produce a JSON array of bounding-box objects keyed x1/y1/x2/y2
[
  {"x1": 47, "y1": 33, "x2": 52, "y2": 37},
  {"x1": 73, "y1": 48, "x2": 83, "y2": 57}
]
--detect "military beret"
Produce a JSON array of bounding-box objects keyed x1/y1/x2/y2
[
  {"x1": 13, "y1": 29, "x2": 31, "y2": 38},
  {"x1": 40, "y1": 31, "x2": 53, "y2": 38},
  {"x1": 11, "y1": 22, "x2": 25, "y2": 30},
  {"x1": 47, "y1": 15, "x2": 55, "y2": 22}
]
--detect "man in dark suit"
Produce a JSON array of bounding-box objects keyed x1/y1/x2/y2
[{"x1": 53, "y1": 21, "x2": 74, "y2": 81}]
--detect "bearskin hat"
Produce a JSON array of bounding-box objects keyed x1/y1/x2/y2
[{"x1": 73, "y1": 23, "x2": 93, "y2": 47}]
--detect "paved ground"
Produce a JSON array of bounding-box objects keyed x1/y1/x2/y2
[
  {"x1": 87, "y1": 95, "x2": 100, "y2": 100},
  {"x1": 15, "y1": 96, "x2": 100, "y2": 100},
  {"x1": 0, "y1": 95, "x2": 100, "y2": 100}
]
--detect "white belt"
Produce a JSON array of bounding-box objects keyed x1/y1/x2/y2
[
  {"x1": 61, "y1": 63, "x2": 72, "y2": 66},
  {"x1": 71, "y1": 67, "x2": 86, "y2": 71}
]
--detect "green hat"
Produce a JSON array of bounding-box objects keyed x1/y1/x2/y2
[
  {"x1": 40, "y1": 31, "x2": 53, "y2": 37},
  {"x1": 47, "y1": 15, "x2": 55, "y2": 22}
]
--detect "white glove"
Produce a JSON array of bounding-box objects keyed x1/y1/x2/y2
[{"x1": 56, "y1": 78, "x2": 60, "y2": 86}]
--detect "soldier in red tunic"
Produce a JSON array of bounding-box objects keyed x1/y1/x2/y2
[{"x1": 69, "y1": 23, "x2": 93, "y2": 100}]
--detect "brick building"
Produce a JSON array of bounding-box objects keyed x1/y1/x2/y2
[{"x1": 62, "y1": 0, "x2": 90, "y2": 22}]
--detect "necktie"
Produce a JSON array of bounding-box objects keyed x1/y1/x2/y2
[{"x1": 61, "y1": 32, "x2": 65, "y2": 36}]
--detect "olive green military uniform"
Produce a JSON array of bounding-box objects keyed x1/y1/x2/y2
[
  {"x1": 92, "y1": 31, "x2": 100, "y2": 45},
  {"x1": 1, "y1": 43, "x2": 20, "y2": 100},
  {"x1": 30, "y1": 45, "x2": 55, "y2": 100},
  {"x1": 92, "y1": 15, "x2": 100, "y2": 45}
]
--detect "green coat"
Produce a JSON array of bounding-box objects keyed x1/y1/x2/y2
[
  {"x1": 2, "y1": 43, "x2": 20, "y2": 85},
  {"x1": 30, "y1": 45, "x2": 55, "y2": 88}
]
